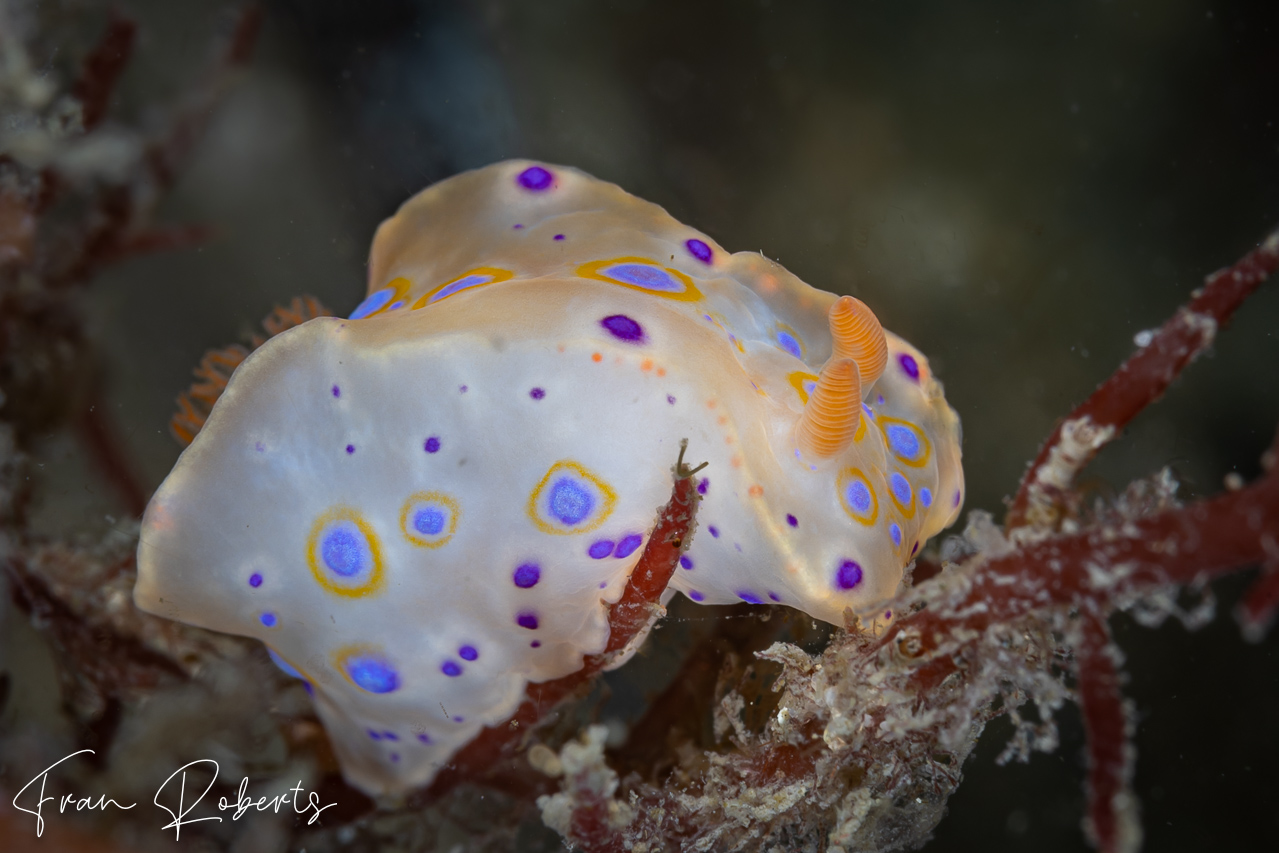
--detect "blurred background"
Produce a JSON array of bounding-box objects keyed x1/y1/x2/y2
[{"x1": 8, "y1": 0, "x2": 1279, "y2": 850}]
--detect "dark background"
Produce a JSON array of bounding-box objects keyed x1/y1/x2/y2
[{"x1": 21, "y1": 0, "x2": 1279, "y2": 849}]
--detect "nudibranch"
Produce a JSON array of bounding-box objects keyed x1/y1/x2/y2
[{"x1": 134, "y1": 160, "x2": 963, "y2": 796}]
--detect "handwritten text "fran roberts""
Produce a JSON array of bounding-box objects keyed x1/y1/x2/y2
[{"x1": 11, "y1": 750, "x2": 336, "y2": 839}]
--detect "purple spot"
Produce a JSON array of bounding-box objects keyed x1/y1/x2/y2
[
  {"x1": 680, "y1": 555, "x2": 694, "y2": 570},
  {"x1": 599, "y1": 581, "x2": 607, "y2": 589},
  {"x1": 517, "y1": 611, "x2": 539, "y2": 630},
  {"x1": 588, "y1": 540, "x2": 615, "y2": 559},
  {"x1": 513, "y1": 563, "x2": 541, "y2": 588},
  {"x1": 517, "y1": 165, "x2": 553, "y2": 191},
  {"x1": 303, "y1": 682, "x2": 313, "y2": 695},
  {"x1": 667, "y1": 394, "x2": 676, "y2": 404},
  {"x1": 688, "y1": 590, "x2": 705, "y2": 602},
  {"x1": 248, "y1": 573, "x2": 263, "y2": 588},
  {"x1": 459, "y1": 645, "x2": 478, "y2": 661},
  {"x1": 600, "y1": 314, "x2": 646, "y2": 343},
  {"x1": 255, "y1": 441, "x2": 265, "y2": 452},
  {"x1": 708, "y1": 525, "x2": 719, "y2": 538},
  {"x1": 697, "y1": 477, "x2": 709, "y2": 495},
  {"x1": 553, "y1": 234, "x2": 565, "y2": 241},
  {"x1": 877, "y1": 394, "x2": 885, "y2": 405},
  {"x1": 863, "y1": 403, "x2": 876, "y2": 420},
  {"x1": 953, "y1": 490, "x2": 963, "y2": 507},
  {"x1": 332, "y1": 385, "x2": 341, "y2": 398},
  {"x1": 776, "y1": 331, "x2": 802, "y2": 359},
  {"x1": 886, "y1": 610, "x2": 893, "y2": 619},
  {"x1": 389, "y1": 753, "x2": 400, "y2": 763},
  {"x1": 737, "y1": 590, "x2": 763, "y2": 604},
  {"x1": 368, "y1": 730, "x2": 382, "y2": 741},
  {"x1": 615, "y1": 534, "x2": 643, "y2": 558},
  {"x1": 768, "y1": 592, "x2": 781, "y2": 602},
  {"x1": 531, "y1": 640, "x2": 542, "y2": 648},
  {"x1": 383, "y1": 731, "x2": 398, "y2": 741},
  {"x1": 346, "y1": 444, "x2": 355, "y2": 454},
  {"x1": 911, "y1": 541, "x2": 920, "y2": 556},
  {"x1": 459, "y1": 384, "x2": 468, "y2": 393},
  {"x1": 898, "y1": 353, "x2": 920, "y2": 381},
  {"x1": 453, "y1": 716, "x2": 464, "y2": 723},
  {"x1": 441, "y1": 660, "x2": 462, "y2": 677},
  {"x1": 529, "y1": 387, "x2": 545, "y2": 400},
  {"x1": 513, "y1": 224, "x2": 524, "y2": 229},
  {"x1": 417, "y1": 732, "x2": 431, "y2": 743},
  {"x1": 260, "y1": 612, "x2": 277, "y2": 627},
  {"x1": 786, "y1": 514, "x2": 798, "y2": 528},
  {"x1": 835, "y1": 560, "x2": 864, "y2": 590},
  {"x1": 685, "y1": 238, "x2": 713, "y2": 264},
  {"x1": 424, "y1": 436, "x2": 441, "y2": 453}
]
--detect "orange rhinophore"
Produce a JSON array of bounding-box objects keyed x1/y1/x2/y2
[
  {"x1": 829, "y1": 295, "x2": 887, "y2": 389},
  {"x1": 796, "y1": 357, "x2": 862, "y2": 459},
  {"x1": 170, "y1": 296, "x2": 331, "y2": 445}
]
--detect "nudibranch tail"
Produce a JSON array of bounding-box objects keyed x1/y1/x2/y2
[
  {"x1": 829, "y1": 295, "x2": 888, "y2": 391},
  {"x1": 796, "y1": 357, "x2": 863, "y2": 459}
]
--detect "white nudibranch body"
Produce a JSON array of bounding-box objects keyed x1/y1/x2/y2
[{"x1": 134, "y1": 161, "x2": 964, "y2": 796}]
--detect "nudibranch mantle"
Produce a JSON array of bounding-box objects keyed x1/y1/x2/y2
[{"x1": 134, "y1": 160, "x2": 963, "y2": 796}]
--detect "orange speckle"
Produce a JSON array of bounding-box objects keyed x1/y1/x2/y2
[
  {"x1": 725, "y1": 436, "x2": 735, "y2": 445},
  {"x1": 785, "y1": 563, "x2": 799, "y2": 575},
  {"x1": 591, "y1": 352, "x2": 602, "y2": 363},
  {"x1": 748, "y1": 485, "x2": 764, "y2": 497},
  {"x1": 641, "y1": 358, "x2": 654, "y2": 372},
  {"x1": 717, "y1": 415, "x2": 729, "y2": 425},
  {"x1": 656, "y1": 367, "x2": 666, "y2": 377},
  {"x1": 731, "y1": 455, "x2": 743, "y2": 468},
  {"x1": 707, "y1": 400, "x2": 717, "y2": 409},
  {"x1": 557, "y1": 344, "x2": 565, "y2": 353}
]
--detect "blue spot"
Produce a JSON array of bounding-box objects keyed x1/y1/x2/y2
[
  {"x1": 862, "y1": 403, "x2": 875, "y2": 420},
  {"x1": 847, "y1": 481, "x2": 872, "y2": 514},
  {"x1": 954, "y1": 490, "x2": 963, "y2": 507},
  {"x1": 417, "y1": 732, "x2": 431, "y2": 743},
  {"x1": 441, "y1": 660, "x2": 462, "y2": 677},
  {"x1": 898, "y1": 353, "x2": 920, "y2": 381},
  {"x1": 349, "y1": 287, "x2": 395, "y2": 319},
  {"x1": 786, "y1": 514, "x2": 798, "y2": 528},
  {"x1": 680, "y1": 555, "x2": 694, "y2": 570},
  {"x1": 390, "y1": 753, "x2": 399, "y2": 762},
  {"x1": 530, "y1": 387, "x2": 546, "y2": 400},
  {"x1": 368, "y1": 730, "x2": 381, "y2": 741},
  {"x1": 588, "y1": 540, "x2": 615, "y2": 559},
  {"x1": 387, "y1": 300, "x2": 404, "y2": 311},
  {"x1": 548, "y1": 477, "x2": 594, "y2": 525},
  {"x1": 601, "y1": 263, "x2": 683, "y2": 293},
  {"x1": 345, "y1": 654, "x2": 400, "y2": 694},
  {"x1": 600, "y1": 314, "x2": 646, "y2": 343},
  {"x1": 249, "y1": 573, "x2": 263, "y2": 588},
  {"x1": 768, "y1": 592, "x2": 781, "y2": 602},
  {"x1": 424, "y1": 436, "x2": 441, "y2": 453},
  {"x1": 697, "y1": 478, "x2": 709, "y2": 495},
  {"x1": 332, "y1": 385, "x2": 341, "y2": 398},
  {"x1": 322, "y1": 528, "x2": 365, "y2": 577},
  {"x1": 553, "y1": 234, "x2": 565, "y2": 241},
  {"x1": 530, "y1": 640, "x2": 541, "y2": 648},
  {"x1": 260, "y1": 612, "x2": 277, "y2": 627},
  {"x1": 686, "y1": 238, "x2": 713, "y2": 263},
  {"x1": 431, "y1": 274, "x2": 494, "y2": 303},
  {"x1": 517, "y1": 612, "x2": 539, "y2": 630},
  {"x1": 414, "y1": 507, "x2": 446, "y2": 536},
  {"x1": 890, "y1": 473, "x2": 913, "y2": 506},
  {"x1": 708, "y1": 525, "x2": 719, "y2": 538},
  {"x1": 803, "y1": 379, "x2": 818, "y2": 397},
  {"x1": 615, "y1": 534, "x2": 643, "y2": 558},
  {"x1": 835, "y1": 560, "x2": 863, "y2": 590},
  {"x1": 920, "y1": 487, "x2": 933, "y2": 508},
  {"x1": 689, "y1": 590, "x2": 705, "y2": 602},
  {"x1": 459, "y1": 645, "x2": 478, "y2": 661},
  {"x1": 513, "y1": 563, "x2": 541, "y2": 588},
  {"x1": 890, "y1": 523, "x2": 902, "y2": 547},
  {"x1": 383, "y1": 731, "x2": 398, "y2": 741},
  {"x1": 886, "y1": 424, "x2": 921, "y2": 459},
  {"x1": 345, "y1": 444, "x2": 355, "y2": 454},
  {"x1": 776, "y1": 331, "x2": 802, "y2": 359},
  {"x1": 737, "y1": 591, "x2": 763, "y2": 604},
  {"x1": 517, "y1": 166, "x2": 553, "y2": 190}
]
